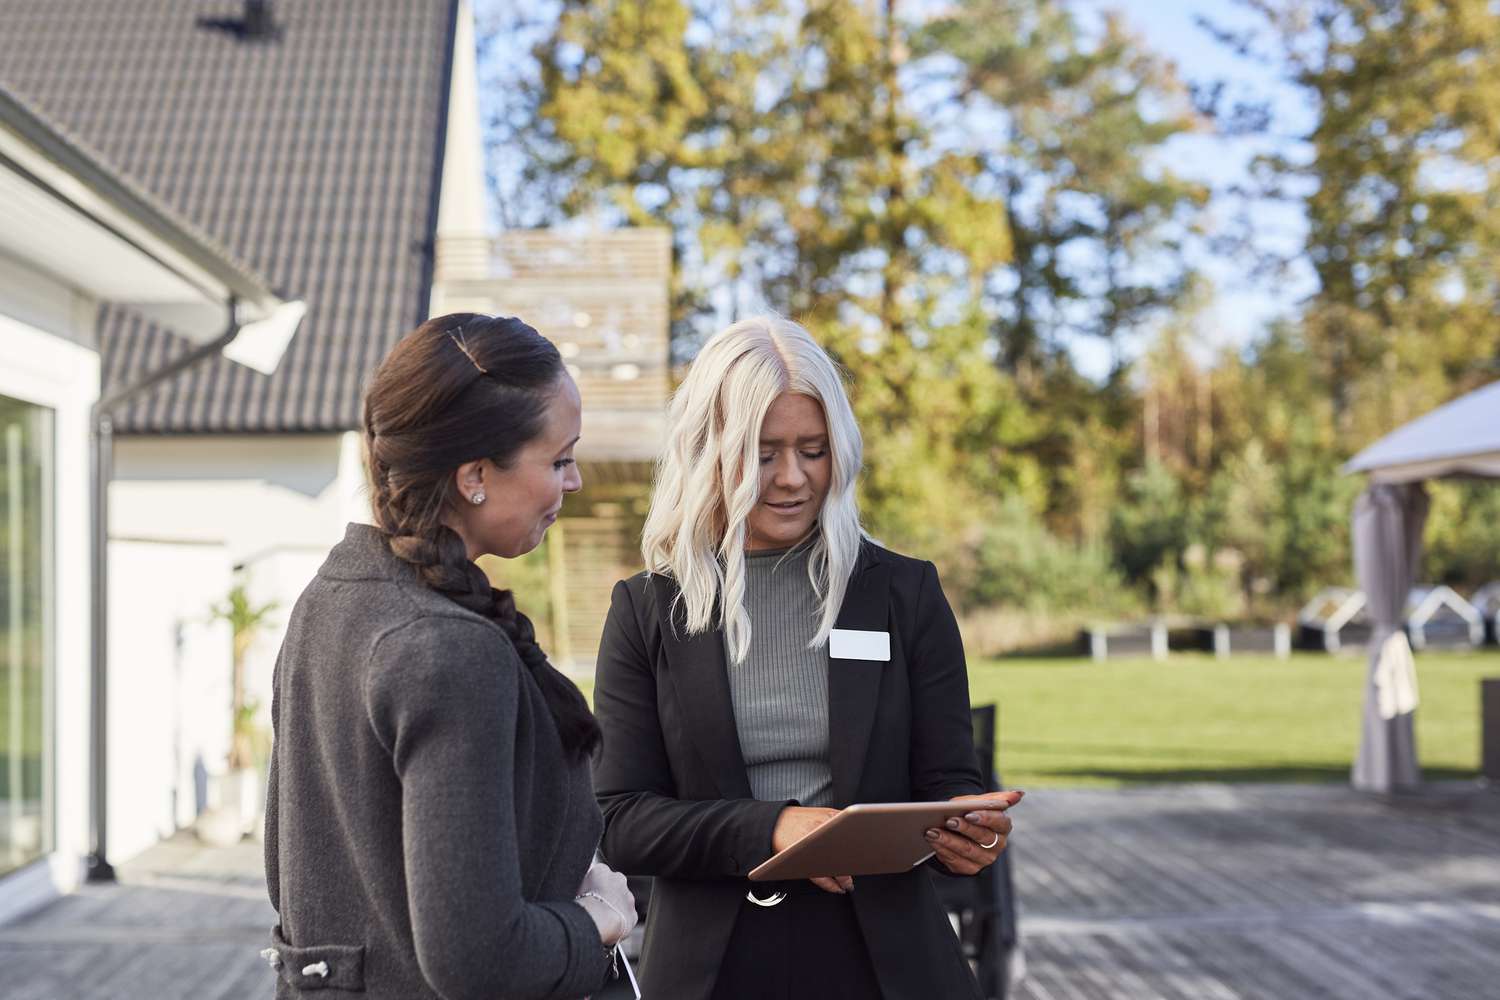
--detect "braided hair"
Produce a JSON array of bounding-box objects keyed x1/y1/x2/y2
[{"x1": 363, "y1": 313, "x2": 601, "y2": 758}]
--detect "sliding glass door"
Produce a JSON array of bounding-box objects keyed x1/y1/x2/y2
[{"x1": 0, "y1": 393, "x2": 52, "y2": 876}]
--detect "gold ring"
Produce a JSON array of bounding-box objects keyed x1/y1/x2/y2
[{"x1": 980, "y1": 833, "x2": 1000, "y2": 850}]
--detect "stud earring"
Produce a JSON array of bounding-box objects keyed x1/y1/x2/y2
[{"x1": 470, "y1": 492, "x2": 486, "y2": 505}]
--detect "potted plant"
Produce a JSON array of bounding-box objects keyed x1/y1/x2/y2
[{"x1": 195, "y1": 577, "x2": 277, "y2": 846}]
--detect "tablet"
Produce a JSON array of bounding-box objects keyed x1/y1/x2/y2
[{"x1": 747, "y1": 798, "x2": 1013, "y2": 882}]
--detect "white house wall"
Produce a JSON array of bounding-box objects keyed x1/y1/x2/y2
[
  {"x1": 106, "y1": 431, "x2": 370, "y2": 860},
  {"x1": 107, "y1": 540, "x2": 232, "y2": 860}
]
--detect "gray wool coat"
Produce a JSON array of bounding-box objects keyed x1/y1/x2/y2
[{"x1": 263, "y1": 523, "x2": 609, "y2": 1000}]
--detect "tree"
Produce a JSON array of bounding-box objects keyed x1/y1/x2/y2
[
  {"x1": 1203, "y1": 439, "x2": 1284, "y2": 598},
  {"x1": 209, "y1": 579, "x2": 277, "y2": 772},
  {"x1": 916, "y1": 1, "x2": 1210, "y2": 544},
  {"x1": 493, "y1": 0, "x2": 1273, "y2": 614},
  {"x1": 1218, "y1": 0, "x2": 1500, "y2": 444},
  {"x1": 1111, "y1": 460, "x2": 1192, "y2": 587},
  {"x1": 1422, "y1": 480, "x2": 1500, "y2": 588},
  {"x1": 919, "y1": 0, "x2": 1211, "y2": 381},
  {"x1": 515, "y1": 0, "x2": 1037, "y2": 572}
]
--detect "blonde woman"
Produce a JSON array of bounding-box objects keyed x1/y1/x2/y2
[{"x1": 591, "y1": 316, "x2": 1020, "y2": 1000}]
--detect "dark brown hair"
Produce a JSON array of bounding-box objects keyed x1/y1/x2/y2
[{"x1": 363, "y1": 313, "x2": 600, "y2": 757}]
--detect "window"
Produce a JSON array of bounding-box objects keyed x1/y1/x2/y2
[{"x1": 0, "y1": 393, "x2": 53, "y2": 876}]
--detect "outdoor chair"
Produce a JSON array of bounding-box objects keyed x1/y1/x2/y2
[{"x1": 931, "y1": 703, "x2": 1020, "y2": 1000}]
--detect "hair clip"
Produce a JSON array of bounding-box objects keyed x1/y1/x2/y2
[{"x1": 447, "y1": 327, "x2": 488, "y2": 375}]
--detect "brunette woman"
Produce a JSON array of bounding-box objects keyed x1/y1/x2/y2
[{"x1": 262, "y1": 314, "x2": 636, "y2": 1000}]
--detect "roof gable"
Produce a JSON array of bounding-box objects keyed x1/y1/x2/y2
[{"x1": 0, "y1": 0, "x2": 458, "y2": 432}]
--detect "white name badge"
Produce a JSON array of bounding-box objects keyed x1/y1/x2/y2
[{"x1": 830, "y1": 628, "x2": 891, "y2": 661}]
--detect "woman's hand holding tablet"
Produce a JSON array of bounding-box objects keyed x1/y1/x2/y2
[
  {"x1": 755, "y1": 793, "x2": 1023, "y2": 882},
  {"x1": 925, "y1": 790, "x2": 1024, "y2": 875}
]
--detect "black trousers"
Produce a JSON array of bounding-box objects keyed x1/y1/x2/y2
[{"x1": 710, "y1": 882, "x2": 883, "y2": 999}]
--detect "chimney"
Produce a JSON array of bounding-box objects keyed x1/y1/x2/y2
[{"x1": 243, "y1": 0, "x2": 277, "y2": 40}]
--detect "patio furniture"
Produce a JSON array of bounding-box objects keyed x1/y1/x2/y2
[
  {"x1": 1297, "y1": 587, "x2": 1372, "y2": 653},
  {"x1": 1404, "y1": 585, "x2": 1484, "y2": 651},
  {"x1": 1471, "y1": 582, "x2": 1500, "y2": 645},
  {"x1": 1080, "y1": 621, "x2": 1168, "y2": 662},
  {"x1": 1184, "y1": 622, "x2": 1292, "y2": 659}
]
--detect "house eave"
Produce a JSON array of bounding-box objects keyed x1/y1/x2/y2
[{"x1": 0, "y1": 88, "x2": 285, "y2": 339}]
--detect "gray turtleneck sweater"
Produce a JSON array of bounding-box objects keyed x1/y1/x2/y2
[{"x1": 725, "y1": 542, "x2": 835, "y2": 807}]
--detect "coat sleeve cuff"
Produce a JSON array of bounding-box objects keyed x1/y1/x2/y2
[
  {"x1": 726, "y1": 799, "x2": 794, "y2": 877},
  {"x1": 538, "y1": 900, "x2": 612, "y2": 998},
  {"x1": 923, "y1": 781, "x2": 986, "y2": 802}
]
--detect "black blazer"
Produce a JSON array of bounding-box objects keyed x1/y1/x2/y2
[{"x1": 592, "y1": 540, "x2": 984, "y2": 1000}]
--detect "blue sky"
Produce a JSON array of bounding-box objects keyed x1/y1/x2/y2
[{"x1": 1068, "y1": 1, "x2": 1319, "y2": 375}]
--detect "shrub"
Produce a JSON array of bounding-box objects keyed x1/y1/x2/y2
[{"x1": 967, "y1": 496, "x2": 1141, "y2": 618}]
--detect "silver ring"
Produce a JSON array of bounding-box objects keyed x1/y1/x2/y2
[
  {"x1": 980, "y1": 833, "x2": 1000, "y2": 850},
  {"x1": 746, "y1": 889, "x2": 787, "y2": 907}
]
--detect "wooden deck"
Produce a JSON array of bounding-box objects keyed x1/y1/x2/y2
[
  {"x1": 0, "y1": 836, "x2": 272, "y2": 1000},
  {"x1": 1010, "y1": 783, "x2": 1500, "y2": 1000},
  {"x1": 2, "y1": 782, "x2": 1496, "y2": 999}
]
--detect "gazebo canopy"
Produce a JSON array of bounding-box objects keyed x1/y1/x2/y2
[
  {"x1": 1342, "y1": 377, "x2": 1498, "y2": 793},
  {"x1": 1345, "y1": 379, "x2": 1500, "y2": 482}
]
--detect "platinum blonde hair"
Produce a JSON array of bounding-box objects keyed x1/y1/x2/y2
[{"x1": 642, "y1": 315, "x2": 864, "y2": 664}]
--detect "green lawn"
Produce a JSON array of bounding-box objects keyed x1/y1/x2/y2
[
  {"x1": 971, "y1": 649, "x2": 1498, "y2": 788},
  {"x1": 576, "y1": 649, "x2": 1500, "y2": 789}
]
